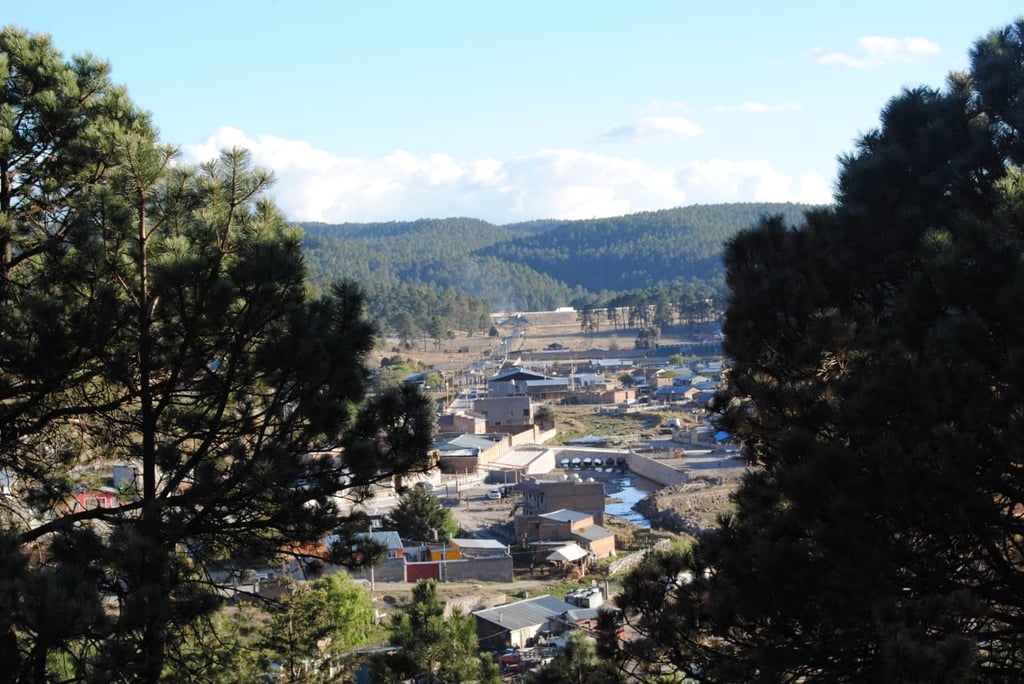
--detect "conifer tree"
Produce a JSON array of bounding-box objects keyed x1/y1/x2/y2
[
  {"x1": 385, "y1": 485, "x2": 458, "y2": 543},
  {"x1": 0, "y1": 27, "x2": 433, "y2": 683},
  {"x1": 371, "y1": 580, "x2": 498, "y2": 683},
  {"x1": 616, "y1": 19, "x2": 1024, "y2": 682}
]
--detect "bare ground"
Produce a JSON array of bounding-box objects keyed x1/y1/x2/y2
[
  {"x1": 634, "y1": 475, "x2": 741, "y2": 536},
  {"x1": 379, "y1": 310, "x2": 718, "y2": 371}
]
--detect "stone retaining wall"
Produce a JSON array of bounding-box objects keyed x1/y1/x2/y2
[
  {"x1": 624, "y1": 453, "x2": 690, "y2": 486},
  {"x1": 606, "y1": 539, "x2": 671, "y2": 575}
]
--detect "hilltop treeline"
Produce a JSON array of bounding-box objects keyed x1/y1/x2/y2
[{"x1": 301, "y1": 202, "x2": 817, "y2": 339}]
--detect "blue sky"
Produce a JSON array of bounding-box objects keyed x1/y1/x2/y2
[{"x1": 6, "y1": 2, "x2": 1023, "y2": 224}]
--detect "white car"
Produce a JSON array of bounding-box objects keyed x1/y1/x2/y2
[{"x1": 486, "y1": 488, "x2": 502, "y2": 500}]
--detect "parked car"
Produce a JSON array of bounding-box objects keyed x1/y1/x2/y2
[{"x1": 486, "y1": 488, "x2": 502, "y2": 500}]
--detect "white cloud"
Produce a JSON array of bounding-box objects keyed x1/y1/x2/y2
[
  {"x1": 181, "y1": 127, "x2": 832, "y2": 225},
  {"x1": 469, "y1": 159, "x2": 507, "y2": 186},
  {"x1": 812, "y1": 35, "x2": 940, "y2": 69},
  {"x1": 680, "y1": 159, "x2": 833, "y2": 206},
  {"x1": 505, "y1": 149, "x2": 687, "y2": 220},
  {"x1": 712, "y1": 101, "x2": 801, "y2": 113},
  {"x1": 598, "y1": 115, "x2": 703, "y2": 141}
]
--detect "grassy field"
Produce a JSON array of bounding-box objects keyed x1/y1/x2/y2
[{"x1": 548, "y1": 404, "x2": 697, "y2": 446}]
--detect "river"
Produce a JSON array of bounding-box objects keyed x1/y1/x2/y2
[{"x1": 603, "y1": 473, "x2": 660, "y2": 528}]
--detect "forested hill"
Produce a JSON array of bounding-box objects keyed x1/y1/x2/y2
[
  {"x1": 300, "y1": 202, "x2": 819, "y2": 335},
  {"x1": 489, "y1": 202, "x2": 814, "y2": 293},
  {"x1": 301, "y1": 217, "x2": 587, "y2": 327}
]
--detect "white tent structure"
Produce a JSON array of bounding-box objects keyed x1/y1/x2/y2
[{"x1": 546, "y1": 543, "x2": 588, "y2": 563}]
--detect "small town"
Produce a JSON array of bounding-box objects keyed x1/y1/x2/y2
[
  {"x1": 55, "y1": 312, "x2": 740, "y2": 681},
  {"x1": 6, "y1": 10, "x2": 1024, "y2": 684},
  {"x1": 328, "y1": 338, "x2": 743, "y2": 680}
]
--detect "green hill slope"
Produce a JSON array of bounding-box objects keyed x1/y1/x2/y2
[
  {"x1": 487, "y1": 203, "x2": 814, "y2": 292},
  {"x1": 301, "y1": 202, "x2": 819, "y2": 336}
]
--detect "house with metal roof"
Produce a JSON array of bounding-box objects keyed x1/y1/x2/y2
[
  {"x1": 359, "y1": 530, "x2": 404, "y2": 558},
  {"x1": 449, "y1": 538, "x2": 510, "y2": 559},
  {"x1": 473, "y1": 594, "x2": 577, "y2": 650},
  {"x1": 486, "y1": 369, "x2": 570, "y2": 401},
  {"x1": 341, "y1": 530, "x2": 407, "y2": 583},
  {"x1": 654, "y1": 385, "x2": 700, "y2": 402},
  {"x1": 516, "y1": 508, "x2": 595, "y2": 544},
  {"x1": 571, "y1": 524, "x2": 616, "y2": 558}
]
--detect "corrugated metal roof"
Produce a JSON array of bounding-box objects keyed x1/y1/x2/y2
[
  {"x1": 486, "y1": 369, "x2": 548, "y2": 382},
  {"x1": 449, "y1": 434, "x2": 503, "y2": 450},
  {"x1": 539, "y1": 509, "x2": 591, "y2": 523},
  {"x1": 451, "y1": 538, "x2": 508, "y2": 550},
  {"x1": 358, "y1": 530, "x2": 403, "y2": 549},
  {"x1": 472, "y1": 595, "x2": 577, "y2": 631},
  {"x1": 433, "y1": 444, "x2": 478, "y2": 455},
  {"x1": 565, "y1": 608, "x2": 601, "y2": 622},
  {"x1": 573, "y1": 524, "x2": 614, "y2": 541}
]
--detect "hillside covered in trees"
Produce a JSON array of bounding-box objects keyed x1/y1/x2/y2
[{"x1": 301, "y1": 202, "x2": 817, "y2": 338}]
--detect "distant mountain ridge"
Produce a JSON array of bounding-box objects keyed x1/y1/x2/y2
[
  {"x1": 482, "y1": 203, "x2": 814, "y2": 293},
  {"x1": 300, "y1": 202, "x2": 818, "y2": 334}
]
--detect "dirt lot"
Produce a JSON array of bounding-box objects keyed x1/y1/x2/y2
[
  {"x1": 378, "y1": 310, "x2": 718, "y2": 373},
  {"x1": 546, "y1": 404, "x2": 701, "y2": 445}
]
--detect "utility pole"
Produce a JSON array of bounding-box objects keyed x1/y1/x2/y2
[{"x1": 367, "y1": 522, "x2": 376, "y2": 593}]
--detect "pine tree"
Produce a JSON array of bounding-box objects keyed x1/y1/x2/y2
[
  {"x1": 0, "y1": 28, "x2": 433, "y2": 683},
  {"x1": 616, "y1": 19, "x2": 1024, "y2": 682},
  {"x1": 385, "y1": 485, "x2": 459, "y2": 543},
  {"x1": 371, "y1": 580, "x2": 497, "y2": 683}
]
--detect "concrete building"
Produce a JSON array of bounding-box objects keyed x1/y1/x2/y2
[
  {"x1": 438, "y1": 411, "x2": 487, "y2": 434},
  {"x1": 473, "y1": 395, "x2": 534, "y2": 427},
  {"x1": 535, "y1": 509, "x2": 595, "y2": 540},
  {"x1": 570, "y1": 372, "x2": 607, "y2": 389},
  {"x1": 486, "y1": 369, "x2": 547, "y2": 397},
  {"x1": 515, "y1": 509, "x2": 617, "y2": 559},
  {"x1": 486, "y1": 369, "x2": 571, "y2": 402},
  {"x1": 518, "y1": 475, "x2": 606, "y2": 524}
]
